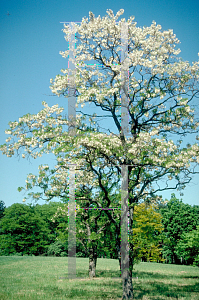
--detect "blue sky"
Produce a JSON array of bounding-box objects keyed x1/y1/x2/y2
[{"x1": 0, "y1": 0, "x2": 199, "y2": 208}]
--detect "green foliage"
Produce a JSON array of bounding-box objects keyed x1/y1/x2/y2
[
  {"x1": 174, "y1": 225, "x2": 199, "y2": 266},
  {"x1": 193, "y1": 254, "x2": 199, "y2": 267},
  {"x1": 160, "y1": 194, "x2": 199, "y2": 264},
  {"x1": 0, "y1": 203, "x2": 56, "y2": 256},
  {"x1": 47, "y1": 240, "x2": 67, "y2": 257},
  {"x1": 1, "y1": 195, "x2": 198, "y2": 268},
  {"x1": 34, "y1": 201, "x2": 66, "y2": 245},
  {"x1": 0, "y1": 200, "x2": 5, "y2": 219},
  {"x1": 132, "y1": 202, "x2": 164, "y2": 263},
  {"x1": 99, "y1": 220, "x2": 120, "y2": 259}
]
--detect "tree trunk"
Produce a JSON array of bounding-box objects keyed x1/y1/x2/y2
[
  {"x1": 85, "y1": 219, "x2": 98, "y2": 278},
  {"x1": 88, "y1": 245, "x2": 97, "y2": 277},
  {"x1": 121, "y1": 245, "x2": 133, "y2": 299},
  {"x1": 116, "y1": 227, "x2": 122, "y2": 276},
  {"x1": 121, "y1": 205, "x2": 134, "y2": 299},
  {"x1": 122, "y1": 274, "x2": 133, "y2": 299},
  {"x1": 119, "y1": 251, "x2": 121, "y2": 276}
]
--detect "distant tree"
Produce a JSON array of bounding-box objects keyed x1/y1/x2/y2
[
  {"x1": 132, "y1": 202, "x2": 164, "y2": 263},
  {"x1": 34, "y1": 201, "x2": 66, "y2": 245},
  {"x1": 0, "y1": 203, "x2": 51, "y2": 255},
  {"x1": 0, "y1": 200, "x2": 6, "y2": 219},
  {"x1": 160, "y1": 194, "x2": 199, "y2": 264},
  {"x1": 174, "y1": 225, "x2": 199, "y2": 266}
]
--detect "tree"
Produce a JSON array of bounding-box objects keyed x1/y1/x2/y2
[
  {"x1": 132, "y1": 202, "x2": 164, "y2": 263},
  {"x1": 1, "y1": 9, "x2": 199, "y2": 299},
  {"x1": 174, "y1": 225, "x2": 199, "y2": 266},
  {"x1": 52, "y1": 186, "x2": 120, "y2": 277},
  {"x1": 34, "y1": 201, "x2": 66, "y2": 246},
  {"x1": 0, "y1": 203, "x2": 52, "y2": 255},
  {"x1": 0, "y1": 200, "x2": 6, "y2": 219},
  {"x1": 160, "y1": 194, "x2": 199, "y2": 264}
]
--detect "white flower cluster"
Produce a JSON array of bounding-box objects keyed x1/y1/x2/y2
[
  {"x1": 49, "y1": 8, "x2": 199, "y2": 134},
  {"x1": 1, "y1": 9, "x2": 199, "y2": 203}
]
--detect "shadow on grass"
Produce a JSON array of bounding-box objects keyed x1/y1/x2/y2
[
  {"x1": 50, "y1": 277, "x2": 122, "y2": 299},
  {"x1": 56, "y1": 270, "x2": 199, "y2": 299},
  {"x1": 133, "y1": 281, "x2": 199, "y2": 299},
  {"x1": 132, "y1": 269, "x2": 199, "y2": 280},
  {"x1": 131, "y1": 270, "x2": 199, "y2": 299},
  {"x1": 95, "y1": 269, "x2": 121, "y2": 278},
  {"x1": 183, "y1": 275, "x2": 199, "y2": 279},
  {"x1": 59, "y1": 269, "x2": 121, "y2": 279}
]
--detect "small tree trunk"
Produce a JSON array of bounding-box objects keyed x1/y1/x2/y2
[
  {"x1": 88, "y1": 245, "x2": 97, "y2": 278},
  {"x1": 117, "y1": 248, "x2": 121, "y2": 277},
  {"x1": 115, "y1": 224, "x2": 122, "y2": 276},
  {"x1": 119, "y1": 252, "x2": 121, "y2": 276},
  {"x1": 86, "y1": 220, "x2": 98, "y2": 278}
]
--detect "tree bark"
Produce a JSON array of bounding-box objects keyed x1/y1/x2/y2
[
  {"x1": 115, "y1": 225, "x2": 122, "y2": 276},
  {"x1": 121, "y1": 246, "x2": 133, "y2": 299},
  {"x1": 119, "y1": 250, "x2": 121, "y2": 276},
  {"x1": 88, "y1": 245, "x2": 97, "y2": 277},
  {"x1": 86, "y1": 219, "x2": 98, "y2": 278},
  {"x1": 121, "y1": 260, "x2": 133, "y2": 298},
  {"x1": 121, "y1": 205, "x2": 134, "y2": 299},
  {"x1": 122, "y1": 274, "x2": 133, "y2": 299}
]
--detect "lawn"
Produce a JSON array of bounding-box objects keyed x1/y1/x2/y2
[{"x1": 0, "y1": 256, "x2": 198, "y2": 299}]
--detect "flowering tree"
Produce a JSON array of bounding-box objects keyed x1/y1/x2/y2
[{"x1": 1, "y1": 9, "x2": 199, "y2": 299}]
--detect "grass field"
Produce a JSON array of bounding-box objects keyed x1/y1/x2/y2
[{"x1": 0, "y1": 256, "x2": 198, "y2": 299}]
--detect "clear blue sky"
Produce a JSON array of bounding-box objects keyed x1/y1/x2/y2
[{"x1": 0, "y1": 0, "x2": 199, "y2": 208}]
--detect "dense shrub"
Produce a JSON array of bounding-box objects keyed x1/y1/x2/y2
[{"x1": 47, "y1": 241, "x2": 67, "y2": 257}]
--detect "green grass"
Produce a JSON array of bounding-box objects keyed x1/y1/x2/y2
[{"x1": 0, "y1": 256, "x2": 198, "y2": 299}]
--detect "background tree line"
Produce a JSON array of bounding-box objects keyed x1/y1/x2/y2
[{"x1": 0, "y1": 195, "x2": 198, "y2": 267}]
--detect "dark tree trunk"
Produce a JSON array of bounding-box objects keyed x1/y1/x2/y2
[
  {"x1": 119, "y1": 251, "x2": 121, "y2": 276},
  {"x1": 115, "y1": 225, "x2": 122, "y2": 276},
  {"x1": 85, "y1": 214, "x2": 98, "y2": 278},
  {"x1": 121, "y1": 205, "x2": 134, "y2": 299},
  {"x1": 88, "y1": 245, "x2": 97, "y2": 277},
  {"x1": 122, "y1": 253, "x2": 133, "y2": 299}
]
